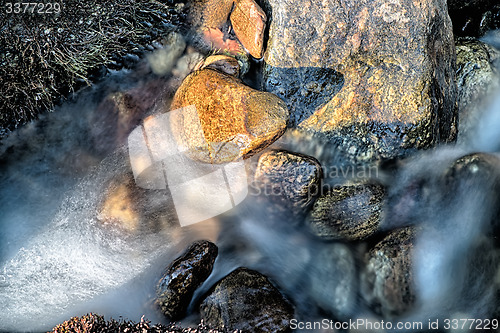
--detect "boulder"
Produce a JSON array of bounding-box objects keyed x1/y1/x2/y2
[
  {"x1": 170, "y1": 58, "x2": 289, "y2": 164},
  {"x1": 200, "y1": 267, "x2": 294, "y2": 332},
  {"x1": 156, "y1": 240, "x2": 218, "y2": 320},
  {"x1": 361, "y1": 227, "x2": 418, "y2": 318},
  {"x1": 230, "y1": 0, "x2": 267, "y2": 58},
  {"x1": 253, "y1": 149, "x2": 323, "y2": 219},
  {"x1": 307, "y1": 182, "x2": 385, "y2": 241},
  {"x1": 262, "y1": 0, "x2": 457, "y2": 163}
]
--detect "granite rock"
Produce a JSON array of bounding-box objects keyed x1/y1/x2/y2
[
  {"x1": 307, "y1": 182, "x2": 385, "y2": 241},
  {"x1": 361, "y1": 227, "x2": 418, "y2": 318},
  {"x1": 262, "y1": 0, "x2": 457, "y2": 163}
]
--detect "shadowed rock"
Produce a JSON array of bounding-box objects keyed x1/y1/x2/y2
[
  {"x1": 156, "y1": 240, "x2": 218, "y2": 320},
  {"x1": 455, "y1": 38, "x2": 500, "y2": 143},
  {"x1": 200, "y1": 267, "x2": 294, "y2": 332}
]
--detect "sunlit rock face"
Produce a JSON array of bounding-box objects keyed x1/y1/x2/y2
[
  {"x1": 262, "y1": 0, "x2": 458, "y2": 163},
  {"x1": 170, "y1": 58, "x2": 289, "y2": 164}
]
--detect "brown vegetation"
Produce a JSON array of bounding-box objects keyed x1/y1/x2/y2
[{"x1": 0, "y1": 0, "x2": 187, "y2": 138}]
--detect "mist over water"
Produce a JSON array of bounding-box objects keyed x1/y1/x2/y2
[{"x1": 1, "y1": 36, "x2": 500, "y2": 332}]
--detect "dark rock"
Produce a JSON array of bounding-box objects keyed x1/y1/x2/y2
[
  {"x1": 194, "y1": 54, "x2": 241, "y2": 77},
  {"x1": 262, "y1": 0, "x2": 457, "y2": 163},
  {"x1": 307, "y1": 183, "x2": 385, "y2": 241},
  {"x1": 447, "y1": 0, "x2": 500, "y2": 37},
  {"x1": 361, "y1": 227, "x2": 418, "y2": 318},
  {"x1": 253, "y1": 149, "x2": 323, "y2": 219},
  {"x1": 442, "y1": 153, "x2": 500, "y2": 244},
  {"x1": 156, "y1": 240, "x2": 218, "y2": 320},
  {"x1": 455, "y1": 38, "x2": 500, "y2": 143},
  {"x1": 307, "y1": 243, "x2": 357, "y2": 319},
  {"x1": 51, "y1": 313, "x2": 225, "y2": 333},
  {"x1": 200, "y1": 267, "x2": 294, "y2": 333},
  {"x1": 170, "y1": 62, "x2": 289, "y2": 164}
]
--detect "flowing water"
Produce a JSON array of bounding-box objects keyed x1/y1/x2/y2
[{"x1": 1, "y1": 37, "x2": 500, "y2": 332}]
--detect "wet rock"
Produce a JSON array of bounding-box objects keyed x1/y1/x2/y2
[
  {"x1": 307, "y1": 243, "x2": 357, "y2": 319},
  {"x1": 448, "y1": 0, "x2": 500, "y2": 37},
  {"x1": 230, "y1": 0, "x2": 267, "y2": 59},
  {"x1": 200, "y1": 267, "x2": 294, "y2": 332},
  {"x1": 307, "y1": 183, "x2": 385, "y2": 241},
  {"x1": 97, "y1": 173, "x2": 177, "y2": 233},
  {"x1": 156, "y1": 240, "x2": 218, "y2": 320},
  {"x1": 455, "y1": 38, "x2": 500, "y2": 143},
  {"x1": 253, "y1": 149, "x2": 323, "y2": 218},
  {"x1": 170, "y1": 61, "x2": 289, "y2": 164},
  {"x1": 361, "y1": 226, "x2": 418, "y2": 318},
  {"x1": 263, "y1": 0, "x2": 457, "y2": 163},
  {"x1": 443, "y1": 153, "x2": 500, "y2": 243}
]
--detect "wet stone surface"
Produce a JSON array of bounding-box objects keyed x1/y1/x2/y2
[
  {"x1": 200, "y1": 267, "x2": 294, "y2": 333},
  {"x1": 361, "y1": 226, "x2": 418, "y2": 318},
  {"x1": 455, "y1": 38, "x2": 500, "y2": 143},
  {"x1": 262, "y1": 0, "x2": 457, "y2": 163},
  {"x1": 307, "y1": 182, "x2": 386, "y2": 241},
  {"x1": 156, "y1": 240, "x2": 218, "y2": 320},
  {"x1": 253, "y1": 149, "x2": 323, "y2": 219},
  {"x1": 98, "y1": 173, "x2": 177, "y2": 233},
  {"x1": 170, "y1": 58, "x2": 289, "y2": 164}
]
